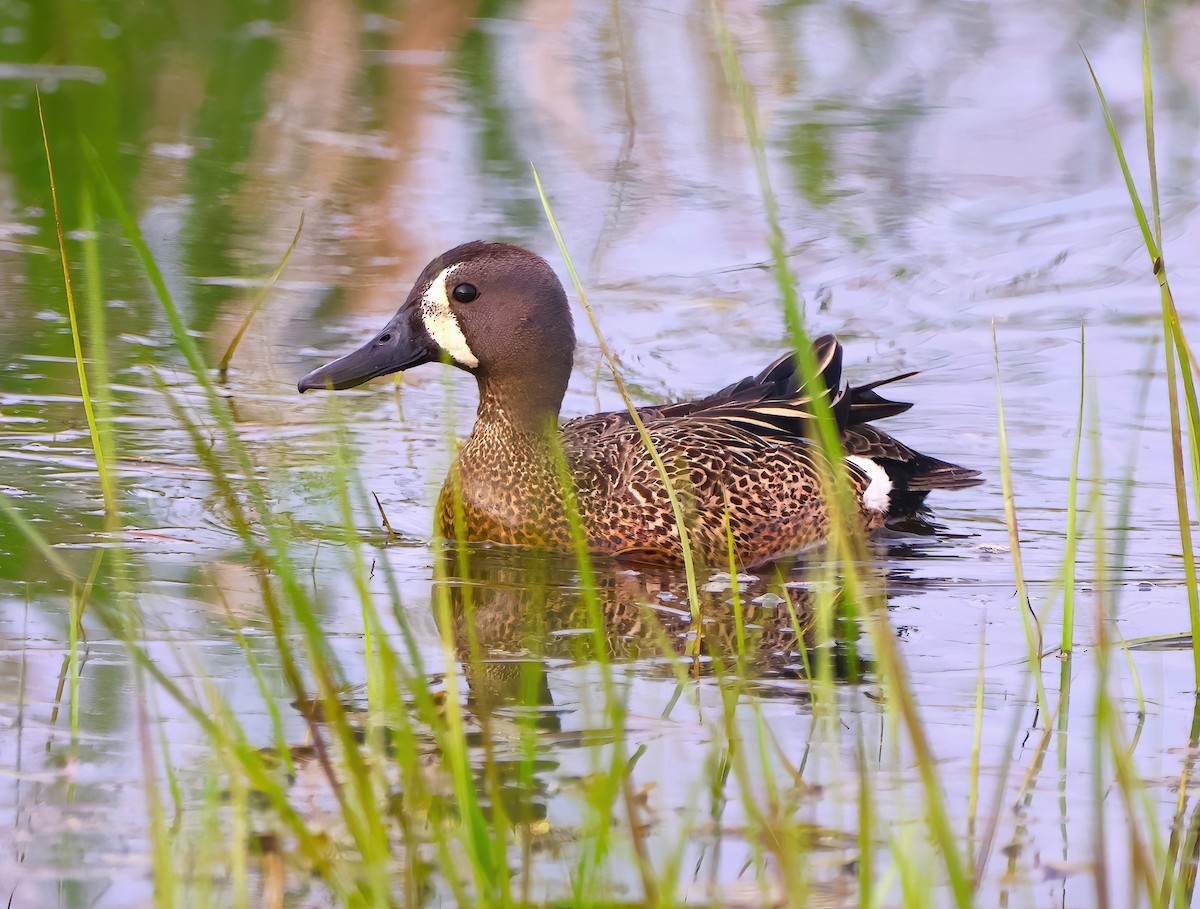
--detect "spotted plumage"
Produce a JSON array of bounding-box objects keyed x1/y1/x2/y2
[{"x1": 299, "y1": 241, "x2": 982, "y2": 567}]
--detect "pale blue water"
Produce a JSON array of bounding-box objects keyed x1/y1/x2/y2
[{"x1": 1, "y1": 0, "x2": 1199, "y2": 906}]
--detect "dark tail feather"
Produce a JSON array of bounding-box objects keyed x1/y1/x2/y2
[
  {"x1": 686, "y1": 340, "x2": 980, "y2": 498},
  {"x1": 748, "y1": 339, "x2": 982, "y2": 517},
  {"x1": 848, "y1": 371, "x2": 917, "y2": 425},
  {"x1": 701, "y1": 336, "x2": 847, "y2": 435},
  {"x1": 736, "y1": 337, "x2": 911, "y2": 434},
  {"x1": 904, "y1": 456, "x2": 985, "y2": 492},
  {"x1": 744, "y1": 334, "x2": 842, "y2": 395},
  {"x1": 845, "y1": 420, "x2": 983, "y2": 518},
  {"x1": 881, "y1": 453, "x2": 984, "y2": 519}
]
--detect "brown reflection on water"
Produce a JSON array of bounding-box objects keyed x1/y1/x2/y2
[
  {"x1": 432, "y1": 545, "x2": 895, "y2": 715},
  {"x1": 272, "y1": 544, "x2": 896, "y2": 873}
]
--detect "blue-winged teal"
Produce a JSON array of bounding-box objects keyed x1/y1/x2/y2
[{"x1": 298, "y1": 241, "x2": 981, "y2": 567}]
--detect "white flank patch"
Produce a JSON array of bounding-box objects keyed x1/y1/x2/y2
[
  {"x1": 419, "y1": 264, "x2": 479, "y2": 368},
  {"x1": 846, "y1": 455, "x2": 893, "y2": 513}
]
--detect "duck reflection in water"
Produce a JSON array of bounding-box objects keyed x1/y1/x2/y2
[{"x1": 432, "y1": 544, "x2": 889, "y2": 717}]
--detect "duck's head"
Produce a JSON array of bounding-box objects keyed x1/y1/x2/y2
[{"x1": 298, "y1": 241, "x2": 575, "y2": 405}]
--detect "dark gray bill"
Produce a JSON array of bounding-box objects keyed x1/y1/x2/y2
[{"x1": 297, "y1": 312, "x2": 431, "y2": 392}]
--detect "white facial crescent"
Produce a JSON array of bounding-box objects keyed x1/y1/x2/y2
[{"x1": 419, "y1": 264, "x2": 479, "y2": 368}]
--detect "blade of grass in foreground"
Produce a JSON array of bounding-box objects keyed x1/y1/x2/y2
[
  {"x1": 1061, "y1": 326, "x2": 1085, "y2": 653},
  {"x1": 527, "y1": 199, "x2": 669, "y2": 904},
  {"x1": 83, "y1": 146, "x2": 422, "y2": 901},
  {"x1": 707, "y1": 34, "x2": 899, "y2": 903},
  {"x1": 1084, "y1": 42, "x2": 1200, "y2": 689},
  {"x1": 136, "y1": 669, "x2": 177, "y2": 909},
  {"x1": 1085, "y1": 399, "x2": 1114, "y2": 909},
  {"x1": 710, "y1": 0, "x2": 868, "y2": 582},
  {"x1": 1086, "y1": 23, "x2": 1200, "y2": 874},
  {"x1": 709, "y1": 24, "x2": 864, "y2": 881},
  {"x1": 37, "y1": 97, "x2": 112, "y2": 747},
  {"x1": 713, "y1": 5, "x2": 975, "y2": 905},
  {"x1": 531, "y1": 163, "x2": 703, "y2": 628},
  {"x1": 0, "y1": 475, "x2": 355, "y2": 888},
  {"x1": 1118, "y1": 12, "x2": 1200, "y2": 903},
  {"x1": 38, "y1": 97, "x2": 124, "y2": 752},
  {"x1": 992, "y1": 325, "x2": 1049, "y2": 717},
  {"x1": 218, "y1": 212, "x2": 305, "y2": 380},
  {"x1": 36, "y1": 90, "x2": 114, "y2": 518}
]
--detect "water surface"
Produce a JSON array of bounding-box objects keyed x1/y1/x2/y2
[{"x1": 1, "y1": 0, "x2": 1199, "y2": 906}]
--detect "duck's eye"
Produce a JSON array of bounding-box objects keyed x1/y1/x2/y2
[{"x1": 452, "y1": 283, "x2": 479, "y2": 304}]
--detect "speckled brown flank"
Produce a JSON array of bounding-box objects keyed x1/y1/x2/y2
[{"x1": 437, "y1": 378, "x2": 889, "y2": 569}]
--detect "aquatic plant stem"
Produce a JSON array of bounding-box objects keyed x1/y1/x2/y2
[
  {"x1": 36, "y1": 94, "x2": 115, "y2": 749},
  {"x1": 87, "y1": 147, "x2": 399, "y2": 864},
  {"x1": 217, "y1": 213, "x2": 305, "y2": 379},
  {"x1": 1061, "y1": 326, "x2": 1085, "y2": 652},
  {"x1": 714, "y1": 5, "x2": 975, "y2": 904},
  {"x1": 36, "y1": 89, "x2": 114, "y2": 517},
  {"x1": 532, "y1": 164, "x2": 703, "y2": 627},
  {"x1": 993, "y1": 324, "x2": 1049, "y2": 716},
  {"x1": 1084, "y1": 47, "x2": 1200, "y2": 687},
  {"x1": 966, "y1": 623, "x2": 985, "y2": 868}
]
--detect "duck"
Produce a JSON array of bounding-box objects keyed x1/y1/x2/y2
[{"x1": 298, "y1": 241, "x2": 981, "y2": 567}]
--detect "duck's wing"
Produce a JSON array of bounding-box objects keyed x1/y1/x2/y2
[
  {"x1": 561, "y1": 335, "x2": 981, "y2": 510},
  {"x1": 564, "y1": 335, "x2": 905, "y2": 446}
]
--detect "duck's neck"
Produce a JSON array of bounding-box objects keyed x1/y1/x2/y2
[
  {"x1": 440, "y1": 371, "x2": 572, "y2": 546},
  {"x1": 472, "y1": 368, "x2": 566, "y2": 440}
]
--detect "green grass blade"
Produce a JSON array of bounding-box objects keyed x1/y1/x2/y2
[
  {"x1": 1085, "y1": 42, "x2": 1200, "y2": 688},
  {"x1": 532, "y1": 163, "x2": 704, "y2": 626},
  {"x1": 1141, "y1": 4, "x2": 1162, "y2": 249},
  {"x1": 218, "y1": 212, "x2": 305, "y2": 378},
  {"x1": 1082, "y1": 50, "x2": 1158, "y2": 262},
  {"x1": 85, "y1": 140, "x2": 212, "y2": 386},
  {"x1": 1062, "y1": 326, "x2": 1085, "y2": 652},
  {"x1": 992, "y1": 324, "x2": 1049, "y2": 715},
  {"x1": 37, "y1": 91, "x2": 114, "y2": 517}
]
